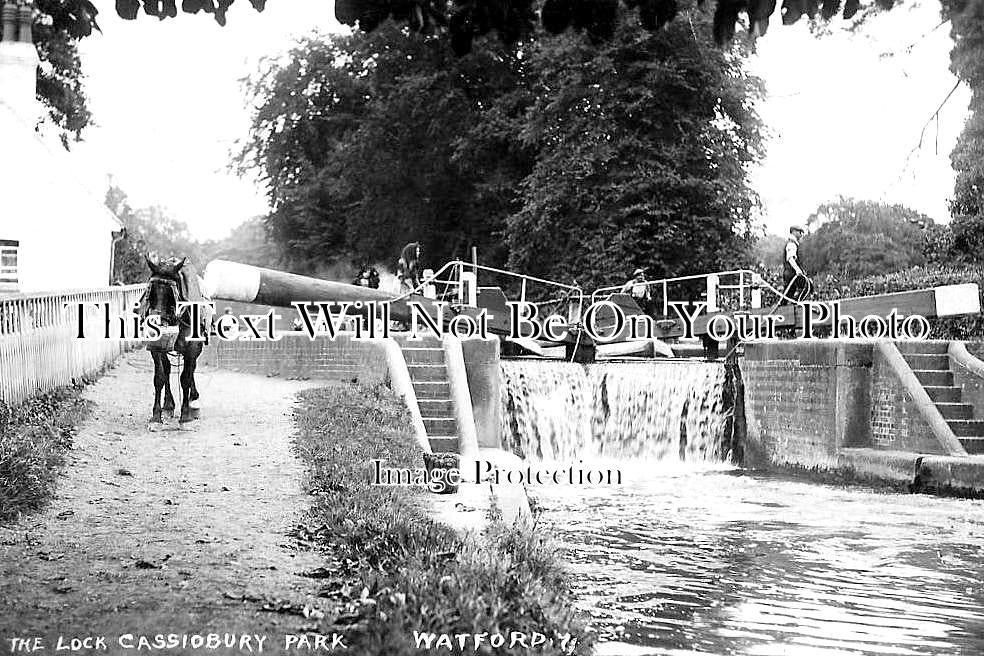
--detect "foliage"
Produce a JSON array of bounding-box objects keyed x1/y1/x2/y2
[
  {"x1": 923, "y1": 221, "x2": 955, "y2": 265},
  {"x1": 504, "y1": 12, "x2": 763, "y2": 289},
  {"x1": 950, "y1": 213, "x2": 984, "y2": 264},
  {"x1": 238, "y1": 26, "x2": 532, "y2": 275},
  {"x1": 949, "y1": 213, "x2": 984, "y2": 264},
  {"x1": 240, "y1": 15, "x2": 762, "y2": 289},
  {"x1": 98, "y1": 0, "x2": 885, "y2": 51},
  {"x1": 751, "y1": 233, "x2": 786, "y2": 269},
  {"x1": 33, "y1": 0, "x2": 99, "y2": 145},
  {"x1": 944, "y1": 0, "x2": 984, "y2": 264},
  {"x1": 291, "y1": 384, "x2": 590, "y2": 654},
  {"x1": 812, "y1": 263, "x2": 984, "y2": 339},
  {"x1": 0, "y1": 383, "x2": 90, "y2": 523},
  {"x1": 200, "y1": 216, "x2": 283, "y2": 269},
  {"x1": 798, "y1": 198, "x2": 934, "y2": 281},
  {"x1": 105, "y1": 184, "x2": 204, "y2": 283}
]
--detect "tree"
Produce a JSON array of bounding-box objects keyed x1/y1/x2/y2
[
  {"x1": 200, "y1": 216, "x2": 283, "y2": 269},
  {"x1": 751, "y1": 233, "x2": 786, "y2": 269},
  {"x1": 504, "y1": 11, "x2": 763, "y2": 289},
  {"x1": 33, "y1": 1, "x2": 99, "y2": 145},
  {"x1": 237, "y1": 25, "x2": 531, "y2": 275},
  {"x1": 239, "y1": 11, "x2": 763, "y2": 289},
  {"x1": 944, "y1": 0, "x2": 984, "y2": 264},
  {"x1": 105, "y1": 184, "x2": 204, "y2": 282},
  {"x1": 97, "y1": 0, "x2": 887, "y2": 51},
  {"x1": 799, "y1": 197, "x2": 934, "y2": 281}
]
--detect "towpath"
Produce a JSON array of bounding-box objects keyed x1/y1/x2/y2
[{"x1": 0, "y1": 352, "x2": 330, "y2": 653}]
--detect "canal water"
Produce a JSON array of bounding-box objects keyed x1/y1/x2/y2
[{"x1": 501, "y1": 361, "x2": 984, "y2": 655}]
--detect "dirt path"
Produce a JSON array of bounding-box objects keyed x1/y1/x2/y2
[{"x1": 0, "y1": 353, "x2": 332, "y2": 653}]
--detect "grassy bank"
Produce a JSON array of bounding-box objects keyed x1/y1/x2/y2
[
  {"x1": 292, "y1": 384, "x2": 591, "y2": 655},
  {"x1": 0, "y1": 384, "x2": 91, "y2": 522}
]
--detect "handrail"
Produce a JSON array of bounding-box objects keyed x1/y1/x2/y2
[
  {"x1": 591, "y1": 268, "x2": 811, "y2": 315},
  {"x1": 389, "y1": 259, "x2": 585, "y2": 322},
  {"x1": 591, "y1": 268, "x2": 760, "y2": 303}
]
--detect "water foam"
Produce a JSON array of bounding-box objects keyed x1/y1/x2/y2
[{"x1": 500, "y1": 360, "x2": 731, "y2": 464}]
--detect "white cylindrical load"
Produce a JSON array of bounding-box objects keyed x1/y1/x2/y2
[
  {"x1": 202, "y1": 259, "x2": 423, "y2": 322},
  {"x1": 203, "y1": 260, "x2": 262, "y2": 303}
]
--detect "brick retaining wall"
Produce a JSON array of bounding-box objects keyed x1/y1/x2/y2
[
  {"x1": 869, "y1": 356, "x2": 941, "y2": 453},
  {"x1": 742, "y1": 340, "x2": 944, "y2": 473},
  {"x1": 199, "y1": 332, "x2": 389, "y2": 383}
]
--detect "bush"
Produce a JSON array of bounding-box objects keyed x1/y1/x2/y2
[
  {"x1": 0, "y1": 385, "x2": 90, "y2": 522},
  {"x1": 292, "y1": 384, "x2": 590, "y2": 655},
  {"x1": 951, "y1": 214, "x2": 984, "y2": 265},
  {"x1": 811, "y1": 265, "x2": 984, "y2": 339}
]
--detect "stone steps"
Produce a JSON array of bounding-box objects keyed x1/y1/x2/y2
[
  {"x1": 958, "y1": 437, "x2": 984, "y2": 455},
  {"x1": 899, "y1": 342, "x2": 984, "y2": 454},
  {"x1": 903, "y1": 354, "x2": 950, "y2": 370},
  {"x1": 913, "y1": 370, "x2": 953, "y2": 387},
  {"x1": 936, "y1": 402, "x2": 974, "y2": 420},
  {"x1": 423, "y1": 417, "x2": 458, "y2": 436},
  {"x1": 401, "y1": 347, "x2": 446, "y2": 364},
  {"x1": 412, "y1": 381, "x2": 451, "y2": 398},
  {"x1": 946, "y1": 420, "x2": 984, "y2": 437},
  {"x1": 897, "y1": 341, "x2": 949, "y2": 354},
  {"x1": 407, "y1": 364, "x2": 447, "y2": 381},
  {"x1": 397, "y1": 338, "x2": 459, "y2": 454},
  {"x1": 925, "y1": 386, "x2": 962, "y2": 403},
  {"x1": 417, "y1": 399, "x2": 454, "y2": 415},
  {"x1": 427, "y1": 436, "x2": 459, "y2": 452}
]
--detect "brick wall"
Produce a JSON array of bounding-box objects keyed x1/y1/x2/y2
[
  {"x1": 869, "y1": 356, "x2": 944, "y2": 453},
  {"x1": 742, "y1": 340, "x2": 947, "y2": 473},
  {"x1": 742, "y1": 341, "x2": 853, "y2": 470},
  {"x1": 199, "y1": 332, "x2": 390, "y2": 383}
]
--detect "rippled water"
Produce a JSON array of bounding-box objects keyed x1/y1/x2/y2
[
  {"x1": 503, "y1": 360, "x2": 984, "y2": 654},
  {"x1": 535, "y1": 466, "x2": 984, "y2": 656}
]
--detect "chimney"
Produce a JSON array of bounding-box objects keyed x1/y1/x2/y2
[{"x1": 0, "y1": 1, "x2": 39, "y2": 125}]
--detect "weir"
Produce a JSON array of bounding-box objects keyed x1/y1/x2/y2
[{"x1": 499, "y1": 360, "x2": 731, "y2": 464}]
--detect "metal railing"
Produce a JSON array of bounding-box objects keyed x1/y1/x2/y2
[
  {"x1": 592, "y1": 269, "x2": 807, "y2": 317},
  {"x1": 0, "y1": 285, "x2": 145, "y2": 405},
  {"x1": 393, "y1": 259, "x2": 585, "y2": 325}
]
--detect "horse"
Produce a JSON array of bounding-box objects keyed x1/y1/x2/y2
[{"x1": 140, "y1": 255, "x2": 208, "y2": 424}]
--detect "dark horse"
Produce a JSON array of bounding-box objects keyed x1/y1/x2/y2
[{"x1": 140, "y1": 255, "x2": 206, "y2": 424}]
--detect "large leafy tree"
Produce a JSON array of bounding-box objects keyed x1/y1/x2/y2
[
  {"x1": 800, "y1": 197, "x2": 934, "y2": 280},
  {"x1": 505, "y1": 11, "x2": 762, "y2": 289},
  {"x1": 944, "y1": 0, "x2": 984, "y2": 264},
  {"x1": 100, "y1": 0, "x2": 888, "y2": 49},
  {"x1": 239, "y1": 12, "x2": 763, "y2": 287},
  {"x1": 32, "y1": 0, "x2": 99, "y2": 145},
  {"x1": 237, "y1": 25, "x2": 531, "y2": 274}
]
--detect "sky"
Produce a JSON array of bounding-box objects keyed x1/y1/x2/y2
[{"x1": 71, "y1": 0, "x2": 971, "y2": 241}]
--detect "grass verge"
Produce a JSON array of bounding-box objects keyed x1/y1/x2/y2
[
  {"x1": 292, "y1": 384, "x2": 591, "y2": 655},
  {"x1": 0, "y1": 383, "x2": 91, "y2": 523}
]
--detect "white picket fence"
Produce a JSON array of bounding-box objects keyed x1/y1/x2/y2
[{"x1": 0, "y1": 285, "x2": 146, "y2": 405}]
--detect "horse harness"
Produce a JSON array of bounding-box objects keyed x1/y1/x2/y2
[{"x1": 142, "y1": 275, "x2": 196, "y2": 353}]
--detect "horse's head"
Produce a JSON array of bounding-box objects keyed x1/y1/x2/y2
[{"x1": 145, "y1": 254, "x2": 186, "y2": 325}]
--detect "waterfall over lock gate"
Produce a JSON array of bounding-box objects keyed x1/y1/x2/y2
[{"x1": 499, "y1": 360, "x2": 732, "y2": 464}]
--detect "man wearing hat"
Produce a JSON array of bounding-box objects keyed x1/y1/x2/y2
[
  {"x1": 621, "y1": 267, "x2": 653, "y2": 312},
  {"x1": 783, "y1": 224, "x2": 809, "y2": 301}
]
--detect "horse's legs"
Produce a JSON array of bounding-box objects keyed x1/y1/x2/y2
[
  {"x1": 179, "y1": 346, "x2": 201, "y2": 423},
  {"x1": 151, "y1": 351, "x2": 166, "y2": 423},
  {"x1": 162, "y1": 354, "x2": 175, "y2": 416}
]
